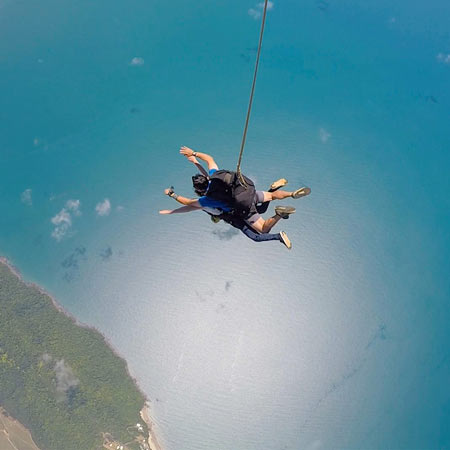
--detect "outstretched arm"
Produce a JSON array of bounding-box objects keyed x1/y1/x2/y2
[
  {"x1": 185, "y1": 154, "x2": 209, "y2": 177},
  {"x1": 159, "y1": 205, "x2": 200, "y2": 215},
  {"x1": 164, "y1": 188, "x2": 201, "y2": 207},
  {"x1": 180, "y1": 146, "x2": 218, "y2": 171}
]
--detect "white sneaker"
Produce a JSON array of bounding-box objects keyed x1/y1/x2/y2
[
  {"x1": 279, "y1": 231, "x2": 292, "y2": 250},
  {"x1": 269, "y1": 178, "x2": 288, "y2": 192}
]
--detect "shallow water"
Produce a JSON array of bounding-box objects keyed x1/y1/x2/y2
[{"x1": 1, "y1": 0, "x2": 449, "y2": 449}]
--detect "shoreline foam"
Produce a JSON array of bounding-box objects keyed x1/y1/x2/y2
[
  {"x1": 140, "y1": 403, "x2": 163, "y2": 450},
  {"x1": 0, "y1": 256, "x2": 164, "y2": 450}
]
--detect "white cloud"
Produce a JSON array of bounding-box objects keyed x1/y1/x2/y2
[
  {"x1": 130, "y1": 57, "x2": 144, "y2": 66},
  {"x1": 259, "y1": 1, "x2": 274, "y2": 10},
  {"x1": 51, "y1": 209, "x2": 72, "y2": 241},
  {"x1": 66, "y1": 199, "x2": 81, "y2": 216},
  {"x1": 49, "y1": 192, "x2": 65, "y2": 202},
  {"x1": 21, "y1": 188, "x2": 32, "y2": 206},
  {"x1": 41, "y1": 353, "x2": 52, "y2": 363},
  {"x1": 437, "y1": 53, "x2": 450, "y2": 64},
  {"x1": 319, "y1": 127, "x2": 331, "y2": 143},
  {"x1": 51, "y1": 199, "x2": 81, "y2": 241},
  {"x1": 248, "y1": 8, "x2": 261, "y2": 19},
  {"x1": 248, "y1": 1, "x2": 273, "y2": 19},
  {"x1": 95, "y1": 198, "x2": 111, "y2": 216},
  {"x1": 53, "y1": 359, "x2": 79, "y2": 402}
]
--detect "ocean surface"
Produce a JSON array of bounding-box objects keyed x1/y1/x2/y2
[{"x1": 1, "y1": 0, "x2": 449, "y2": 448}]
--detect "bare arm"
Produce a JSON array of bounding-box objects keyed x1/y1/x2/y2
[
  {"x1": 185, "y1": 155, "x2": 209, "y2": 177},
  {"x1": 172, "y1": 195, "x2": 200, "y2": 206},
  {"x1": 159, "y1": 205, "x2": 201, "y2": 215},
  {"x1": 180, "y1": 146, "x2": 218, "y2": 171},
  {"x1": 164, "y1": 188, "x2": 201, "y2": 207}
]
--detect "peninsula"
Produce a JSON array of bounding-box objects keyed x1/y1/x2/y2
[{"x1": 0, "y1": 258, "x2": 162, "y2": 450}]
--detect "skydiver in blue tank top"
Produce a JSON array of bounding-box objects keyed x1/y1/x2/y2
[{"x1": 159, "y1": 146, "x2": 311, "y2": 250}]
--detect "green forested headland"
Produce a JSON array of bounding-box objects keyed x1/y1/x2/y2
[{"x1": 0, "y1": 261, "x2": 148, "y2": 450}]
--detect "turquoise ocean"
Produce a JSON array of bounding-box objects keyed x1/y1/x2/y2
[{"x1": 1, "y1": 0, "x2": 449, "y2": 448}]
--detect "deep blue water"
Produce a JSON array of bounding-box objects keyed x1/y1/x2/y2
[{"x1": 1, "y1": 0, "x2": 449, "y2": 449}]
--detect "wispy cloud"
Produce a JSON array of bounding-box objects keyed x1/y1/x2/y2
[
  {"x1": 319, "y1": 127, "x2": 331, "y2": 143},
  {"x1": 260, "y1": 1, "x2": 274, "y2": 10},
  {"x1": 51, "y1": 209, "x2": 72, "y2": 241},
  {"x1": 41, "y1": 353, "x2": 52, "y2": 363},
  {"x1": 437, "y1": 53, "x2": 450, "y2": 64},
  {"x1": 40, "y1": 354, "x2": 80, "y2": 401},
  {"x1": 248, "y1": 8, "x2": 260, "y2": 19},
  {"x1": 95, "y1": 198, "x2": 111, "y2": 216},
  {"x1": 130, "y1": 56, "x2": 144, "y2": 66},
  {"x1": 21, "y1": 188, "x2": 32, "y2": 206},
  {"x1": 248, "y1": 1, "x2": 274, "y2": 19},
  {"x1": 51, "y1": 199, "x2": 81, "y2": 241},
  {"x1": 53, "y1": 359, "x2": 80, "y2": 402},
  {"x1": 66, "y1": 199, "x2": 81, "y2": 216}
]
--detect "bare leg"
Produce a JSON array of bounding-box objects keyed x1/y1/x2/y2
[
  {"x1": 269, "y1": 190, "x2": 294, "y2": 200},
  {"x1": 250, "y1": 215, "x2": 283, "y2": 234},
  {"x1": 261, "y1": 190, "x2": 293, "y2": 202},
  {"x1": 261, "y1": 187, "x2": 311, "y2": 202},
  {"x1": 257, "y1": 179, "x2": 288, "y2": 214}
]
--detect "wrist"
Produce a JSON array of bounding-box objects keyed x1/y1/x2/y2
[
  {"x1": 192, "y1": 151, "x2": 197, "y2": 157},
  {"x1": 171, "y1": 193, "x2": 179, "y2": 200}
]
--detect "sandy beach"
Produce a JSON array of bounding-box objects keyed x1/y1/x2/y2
[{"x1": 141, "y1": 403, "x2": 163, "y2": 450}]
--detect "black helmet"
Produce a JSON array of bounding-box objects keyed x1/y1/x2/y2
[{"x1": 192, "y1": 173, "x2": 209, "y2": 196}]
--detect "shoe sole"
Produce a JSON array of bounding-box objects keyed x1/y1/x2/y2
[
  {"x1": 292, "y1": 187, "x2": 311, "y2": 199},
  {"x1": 269, "y1": 178, "x2": 288, "y2": 192},
  {"x1": 275, "y1": 206, "x2": 296, "y2": 215},
  {"x1": 279, "y1": 231, "x2": 292, "y2": 249}
]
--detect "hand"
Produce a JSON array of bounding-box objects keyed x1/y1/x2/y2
[
  {"x1": 164, "y1": 187, "x2": 174, "y2": 196},
  {"x1": 159, "y1": 210, "x2": 172, "y2": 215},
  {"x1": 180, "y1": 146, "x2": 194, "y2": 157}
]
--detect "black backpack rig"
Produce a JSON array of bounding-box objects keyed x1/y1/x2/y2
[{"x1": 206, "y1": 169, "x2": 257, "y2": 219}]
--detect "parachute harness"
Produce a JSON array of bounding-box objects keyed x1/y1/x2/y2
[{"x1": 236, "y1": 0, "x2": 270, "y2": 187}]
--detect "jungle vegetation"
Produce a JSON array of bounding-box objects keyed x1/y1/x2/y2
[{"x1": 0, "y1": 261, "x2": 148, "y2": 450}]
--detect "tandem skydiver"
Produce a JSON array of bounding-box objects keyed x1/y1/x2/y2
[{"x1": 159, "y1": 146, "x2": 311, "y2": 249}]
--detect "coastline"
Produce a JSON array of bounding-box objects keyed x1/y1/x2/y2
[
  {"x1": 0, "y1": 256, "x2": 164, "y2": 450},
  {"x1": 140, "y1": 403, "x2": 163, "y2": 450},
  {"x1": 0, "y1": 257, "x2": 76, "y2": 320}
]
